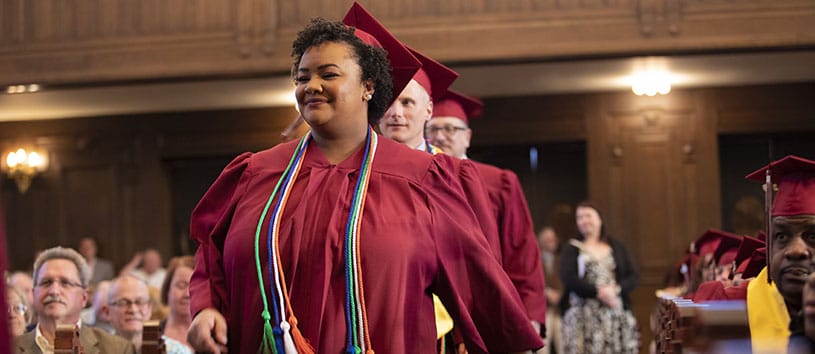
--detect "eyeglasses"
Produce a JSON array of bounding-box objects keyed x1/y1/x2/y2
[
  {"x1": 109, "y1": 298, "x2": 151, "y2": 309},
  {"x1": 7, "y1": 304, "x2": 27, "y2": 316},
  {"x1": 36, "y1": 278, "x2": 83, "y2": 289},
  {"x1": 426, "y1": 125, "x2": 468, "y2": 135}
]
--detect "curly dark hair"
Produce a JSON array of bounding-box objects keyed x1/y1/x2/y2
[{"x1": 292, "y1": 18, "x2": 393, "y2": 125}]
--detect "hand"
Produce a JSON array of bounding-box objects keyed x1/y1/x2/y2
[
  {"x1": 130, "y1": 252, "x2": 144, "y2": 265},
  {"x1": 804, "y1": 272, "x2": 815, "y2": 340},
  {"x1": 188, "y1": 308, "x2": 228, "y2": 353},
  {"x1": 545, "y1": 288, "x2": 562, "y2": 304},
  {"x1": 597, "y1": 285, "x2": 621, "y2": 309}
]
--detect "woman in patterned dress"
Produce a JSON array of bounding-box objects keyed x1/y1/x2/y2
[{"x1": 559, "y1": 201, "x2": 640, "y2": 354}]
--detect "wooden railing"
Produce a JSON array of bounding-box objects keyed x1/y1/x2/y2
[{"x1": 654, "y1": 296, "x2": 750, "y2": 354}]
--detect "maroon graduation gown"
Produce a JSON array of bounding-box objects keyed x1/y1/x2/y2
[
  {"x1": 471, "y1": 161, "x2": 547, "y2": 324},
  {"x1": 189, "y1": 137, "x2": 543, "y2": 354},
  {"x1": 692, "y1": 280, "x2": 749, "y2": 302}
]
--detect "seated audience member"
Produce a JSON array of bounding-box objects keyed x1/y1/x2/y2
[
  {"x1": 148, "y1": 286, "x2": 168, "y2": 321},
  {"x1": 538, "y1": 227, "x2": 562, "y2": 354},
  {"x1": 12, "y1": 246, "x2": 135, "y2": 353},
  {"x1": 78, "y1": 237, "x2": 116, "y2": 288},
  {"x1": 7, "y1": 272, "x2": 34, "y2": 311},
  {"x1": 104, "y1": 275, "x2": 153, "y2": 352},
  {"x1": 81, "y1": 280, "x2": 114, "y2": 333},
  {"x1": 121, "y1": 249, "x2": 167, "y2": 290},
  {"x1": 160, "y1": 256, "x2": 195, "y2": 354},
  {"x1": 7, "y1": 286, "x2": 31, "y2": 337}
]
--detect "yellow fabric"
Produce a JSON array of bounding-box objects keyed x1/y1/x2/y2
[
  {"x1": 433, "y1": 294, "x2": 454, "y2": 339},
  {"x1": 428, "y1": 144, "x2": 444, "y2": 155},
  {"x1": 424, "y1": 142, "x2": 454, "y2": 339},
  {"x1": 747, "y1": 267, "x2": 790, "y2": 354}
]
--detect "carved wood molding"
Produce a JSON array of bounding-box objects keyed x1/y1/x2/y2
[{"x1": 2, "y1": 0, "x2": 814, "y2": 87}]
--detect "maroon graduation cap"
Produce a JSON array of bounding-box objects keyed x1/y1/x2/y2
[
  {"x1": 431, "y1": 90, "x2": 484, "y2": 125},
  {"x1": 342, "y1": 2, "x2": 421, "y2": 105}
]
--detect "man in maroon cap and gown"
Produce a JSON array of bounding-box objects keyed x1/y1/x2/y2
[
  {"x1": 745, "y1": 155, "x2": 815, "y2": 353},
  {"x1": 427, "y1": 90, "x2": 547, "y2": 333},
  {"x1": 697, "y1": 155, "x2": 815, "y2": 353},
  {"x1": 342, "y1": 6, "x2": 520, "y2": 348},
  {"x1": 187, "y1": 3, "x2": 544, "y2": 354}
]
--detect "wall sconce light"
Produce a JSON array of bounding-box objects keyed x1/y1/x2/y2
[{"x1": 2, "y1": 147, "x2": 49, "y2": 193}]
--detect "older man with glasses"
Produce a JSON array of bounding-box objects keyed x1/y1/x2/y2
[
  {"x1": 104, "y1": 275, "x2": 153, "y2": 352},
  {"x1": 12, "y1": 246, "x2": 134, "y2": 354},
  {"x1": 427, "y1": 91, "x2": 548, "y2": 341}
]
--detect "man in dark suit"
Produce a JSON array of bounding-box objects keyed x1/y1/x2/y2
[
  {"x1": 13, "y1": 246, "x2": 134, "y2": 354},
  {"x1": 78, "y1": 237, "x2": 115, "y2": 287}
]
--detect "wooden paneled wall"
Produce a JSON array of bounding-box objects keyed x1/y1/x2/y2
[
  {"x1": 0, "y1": 106, "x2": 299, "y2": 271},
  {"x1": 3, "y1": 0, "x2": 814, "y2": 86}
]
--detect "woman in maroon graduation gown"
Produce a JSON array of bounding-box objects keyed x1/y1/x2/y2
[{"x1": 186, "y1": 17, "x2": 544, "y2": 354}]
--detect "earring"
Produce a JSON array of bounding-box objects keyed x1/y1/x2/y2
[{"x1": 363, "y1": 93, "x2": 373, "y2": 101}]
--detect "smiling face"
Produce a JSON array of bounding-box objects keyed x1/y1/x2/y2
[
  {"x1": 769, "y1": 214, "x2": 815, "y2": 311},
  {"x1": 104, "y1": 276, "x2": 152, "y2": 337},
  {"x1": 379, "y1": 80, "x2": 433, "y2": 149},
  {"x1": 294, "y1": 41, "x2": 373, "y2": 135},
  {"x1": 33, "y1": 259, "x2": 88, "y2": 325},
  {"x1": 576, "y1": 206, "x2": 603, "y2": 240},
  {"x1": 7, "y1": 288, "x2": 28, "y2": 336},
  {"x1": 168, "y1": 266, "x2": 192, "y2": 319}
]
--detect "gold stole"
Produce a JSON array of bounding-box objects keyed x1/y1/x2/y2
[{"x1": 747, "y1": 267, "x2": 790, "y2": 353}]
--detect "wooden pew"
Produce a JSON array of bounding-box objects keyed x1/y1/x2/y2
[
  {"x1": 654, "y1": 296, "x2": 750, "y2": 354},
  {"x1": 54, "y1": 323, "x2": 82, "y2": 354},
  {"x1": 54, "y1": 321, "x2": 165, "y2": 354},
  {"x1": 688, "y1": 300, "x2": 750, "y2": 353},
  {"x1": 141, "y1": 320, "x2": 165, "y2": 354}
]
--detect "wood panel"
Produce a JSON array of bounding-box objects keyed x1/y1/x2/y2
[
  {"x1": 586, "y1": 89, "x2": 721, "y2": 351},
  {"x1": 470, "y1": 94, "x2": 587, "y2": 145},
  {"x1": 3, "y1": 0, "x2": 815, "y2": 87},
  {"x1": 716, "y1": 83, "x2": 815, "y2": 134},
  {"x1": 0, "y1": 106, "x2": 296, "y2": 272}
]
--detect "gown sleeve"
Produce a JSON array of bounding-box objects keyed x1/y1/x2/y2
[
  {"x1": 497, "y1": 170, "x2": 547, "y2": 324},
  {"x1": 424, "y1": 155, "x2": 544, "y2": 354},
  {"x1": 188, "y1": 152, "x2": 254, "y2": 317},
  {"x1": 449, "y1": 157, "x2": 502, "y2": 263}
]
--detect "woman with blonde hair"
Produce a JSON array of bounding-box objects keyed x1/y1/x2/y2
[
  {"x1": 6, "y1": 285, "x2": 31, "y2": 337},
  {"x1": 160, "y1": 256, "x2": 195, "y2": 354}
]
